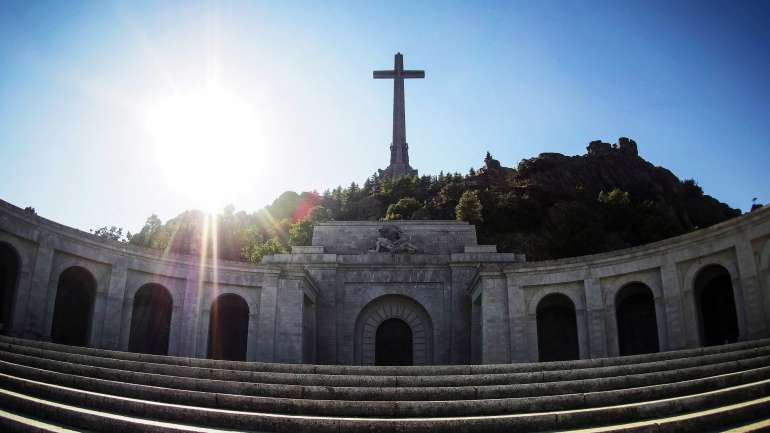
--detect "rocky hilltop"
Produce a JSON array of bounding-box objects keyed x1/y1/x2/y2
[{"x1": 470, "y1": 138, "x2": 740, "y2": 259}]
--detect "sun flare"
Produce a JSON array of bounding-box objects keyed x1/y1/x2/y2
[{"x1": 143, "y1": 86, "x2": 266, "y2": 211}]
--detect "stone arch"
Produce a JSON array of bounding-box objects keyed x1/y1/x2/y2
[
  {"x1": 694, "y1": 264, "x2": 739, "y2": 346},
  {"x1": 51, "y1": 266, "x2": 97, "y2": 347},
  {"x1": 207, "y1": 293, "x2": 249, "y2": 361},
  {"x1": 603, "y1": 272, "x2": 668, "y2": 354},
  {"x1": 354, "y1": 295, "x2": 433, "y2": 365},
  {"x1": 128, "y1": 283, "x2": 173, "y2": 355},
  {"x1": 615, "y1": 282, "x2": 660, "y2": 355},
  {"x1": 0, "y1": 242, "x2": 21, "y2": 335},
  {"x1": 682, "y1": 257, "x2": 745, "y2": 346},
  {"x1": 536, "y1": 293, "x2": 580, "y2": 361}
]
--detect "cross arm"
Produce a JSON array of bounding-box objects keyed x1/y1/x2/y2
[
  {"x1": 402, "y1": 70, "x2": 425, "y2": 79},
  {"x1": 373, "y1": 70, "x2": 396, "y2": 79}
]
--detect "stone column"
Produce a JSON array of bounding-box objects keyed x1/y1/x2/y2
[
  {"x1": 735, "y1": 237, "x2": 767, "y2": 339},
  {"x1": 178, "y1": 268, "x2": 202, "y2": 358},
  {"x1": 97, "y1": 257, "x2": 128, "y2": 349},
  {"x1": 660, "y1": 260, "x2": 689, "y2": 349},
  {"x1": 479, "y1": 266, "x2": 510, "y2": 364},
  {"x1": 255, "y1": 270, "x2": 280, "y2": 362},
  {"x1": 506, "y1": 275, "x2": 528, "y2": 363},
  {"x1": 24, "y1": 232, "x2": 56, "y2": 339},
  {"x1": 584, "y1": 277, "x2": 608, "y2": 358},
  {"x1": 274, "y1": 272, "x2": 305, "y2": 363}
]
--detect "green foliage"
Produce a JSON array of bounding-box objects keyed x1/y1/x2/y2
[
  {"x1": 288, "y1": 219, "x2": 314, "y2": 246},
  {"x1": 456, "y1": 190, "x2": 483, "y2": 224},
  {"x1": 123, "y1": 150, "x2": 740, "y2": 263},
  {"x1": 598, "y1": 187, "x2": 631, "y2": 205},
  {"x1": 242, "y1": 236, "x2": 287, "y2": 264},
  {"x1": 385, "y1": 197, "x2": 421, "y2": 220},
  {"x1": 91, "y1": 226, "x2": 128, "y2": 242}
]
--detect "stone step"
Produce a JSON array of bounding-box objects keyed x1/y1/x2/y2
[
  {"x1": 0, "y1": 408, "x2": 82, "y2": 433},
  {"x1": 3, "y1": 340, "x2": 770, "y2": 389},
  {"x1": 4, "y1": 346, "x2": 770, "y2": 401},
  {"x1": 3, "y1": 335, "x2": 769, "y2": 376},
  {"x1": 2, "y1": 347, "x2": 768, "y2": 402},
  {"x1": 724, "y1": 418, "x2": 770, "y2": 432},
  {"x1": 1, "y1": 374, "x2": 769, "y2": 432},
  {"x1": 1, "y1": 357, "x2": 769, "y2": 418}
]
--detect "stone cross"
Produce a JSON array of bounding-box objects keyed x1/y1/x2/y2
[{"x1": 374, "y1": 53, "x2": 424, "y2": 177}]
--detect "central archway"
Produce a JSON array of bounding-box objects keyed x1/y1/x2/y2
[
  {"x1": 354, "y1": 295, "x2": 433, "y2": 365},
  {"x1": 375, "y1": 318, "x2": 413, "y2": 366}
]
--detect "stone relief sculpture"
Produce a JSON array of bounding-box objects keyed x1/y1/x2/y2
[{"x1": 370, "y1": 224, "x2": 419, "y2": 253}]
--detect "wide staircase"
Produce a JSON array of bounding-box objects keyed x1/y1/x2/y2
[{"x1": 0, "y1": 336, "x2": 770, "y2": 432}]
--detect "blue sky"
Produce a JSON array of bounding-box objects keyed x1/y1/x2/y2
[{"x1": 1, "y1": 0, "x2": 768, "y2": 234}]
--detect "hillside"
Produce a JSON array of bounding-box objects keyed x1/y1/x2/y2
[{"x1": 118, "y1": 137, "x2": 741, "y2": 262}]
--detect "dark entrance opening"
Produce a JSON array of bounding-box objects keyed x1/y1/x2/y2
[
  {"x1": 0, "y1": 243, "x2": 20, "y2": 335},
  {"x1": 208, "y1": 293, "x2": 249, "y2": 361},
  {"x1": 696, "y1": 265, "x2": 739, "y2": 346},
  {"x1": 375, "y1": 318, "x2": 413, "y2": 366},
  {"x1": 537, "y1": 293, "x2": 579, "y2": 362},
  {"x1": 128, "y1": 284, "x2": 173, "y2": 355},
  {"x1": 51, "y1": 266, "x2": 96, "y2": 346},
  {"x1": 616, "y1": 283, "x2": 659, "y2": 356}
]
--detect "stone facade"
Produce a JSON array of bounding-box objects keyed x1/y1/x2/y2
[{"x1": 0, "y1": 198, "x2": 769, "y2": 365}]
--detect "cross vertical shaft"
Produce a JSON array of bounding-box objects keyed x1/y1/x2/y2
[{"x1": 374, "y1": 53, "x2": 424, "y2": 177}]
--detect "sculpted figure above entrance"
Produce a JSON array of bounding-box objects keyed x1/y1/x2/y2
[{"x1": 370, "y1": 224, "x2": 419, "y2": 253}]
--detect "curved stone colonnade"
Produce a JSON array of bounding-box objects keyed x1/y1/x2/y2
[
  {"x1": 1, "y1": 197, "x2": 769, "y2": 365},
  {"x1": 0, "y1": 199, "x2": 317, "y2": 363},
  {"x1": 469, "y1": 204, "x2": 770, "y2": 364}
]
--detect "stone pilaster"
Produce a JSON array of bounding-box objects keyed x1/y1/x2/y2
[
  {"x1": 25, "y1": 232, "x2": 55, "y2": 339},
  {"x1": 735, "y1": 236, "x2": 767, "y2": 339},
  {"x1": 96, "y1": 257, "x2": 128, "y2": 349},
  {"x1": 479, "y1": 265, "x2": 510, "y2": 364},
  {"x1": 584, "y1": 277, "x2": 608, "y2": 358},
  {"x1": 178, "y1": 268, "x2": 202, "y2": 358},
  {"x1": 274, "y1": 272, "x2": 305, "y2": 363},
  {"x1": 506, "y1": 276, "x2": 528, "y2": 363},
  {"x1": 659, "y1": 260, "x2": 686, "y2": 349},
  {"x1": 255, "y1": 270, "x2": 280, "y2": 362}
]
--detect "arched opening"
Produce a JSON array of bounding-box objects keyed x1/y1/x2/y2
[
  {"x1": 537, "y1": 293, "x2": 579, "y2": 362},
  {"x1": 51, "y1": 266, "x2": 96, "y2": 346},
  {"x1": 375, "y1": 318, "x2": 413, "y2": 366},
  {"x1": 616, "y1": 282, "x2": 659, "y2": 355},
  {"x1": 128, "y1": 284, "x2": 173, "y2": 355},
  {"x1": 0, "y1": 243, "x2": 20, "y2": 335},
  {"x1": 695, "y1": 265, "x2": 739, "y2": 346},
  {"x1": 207, "y1": 293, "x2": 249, "y2": 361}
]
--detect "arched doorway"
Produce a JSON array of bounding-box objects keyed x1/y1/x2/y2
[
  {"x1": 51, "y1": 266, "x2": 96, "y2": 346},
  {"x1": 128, "y1": 284, "x2": 173, "y2": 355},
  {"x1": 375, "y1": 318, "x2": 413, "y2": 366},
  {"x1": 695, "y1": 265, "x2": 739, "y2": 346},
  {"x1": 537, "y1": 293, "x2": 579, "y2": 362},
  {"x1": 207, "y1": 293, "x2": 249, "y2": 361},
  {"x1": 354, "y1": 295, "x2": 433, "y2": 365},
  {"x1": 0, "y1": 243, "x2": 20, "y2": 335},
  {"x1": 616, "y1": 283, "x2": 659, "y2": 355}
]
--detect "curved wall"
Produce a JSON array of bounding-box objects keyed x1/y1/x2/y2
[
  {"x1": 470, "y1": 204, "x2": 770, "y2": 363},
  {"x1": 1, "y1": 198, "x2": 769, "y2": 365}
]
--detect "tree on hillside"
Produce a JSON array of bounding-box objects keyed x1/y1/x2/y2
[
  {"x1": 456, "y1": 191, "x2": 483, "y2": 224},
  {"x1": 385, "y1": 197, "x2": 421, "y2": 220}
]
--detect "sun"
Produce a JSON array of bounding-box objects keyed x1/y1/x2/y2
[{"x1": 143, "y1": 85, "x2": 266, "y2": 211}]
